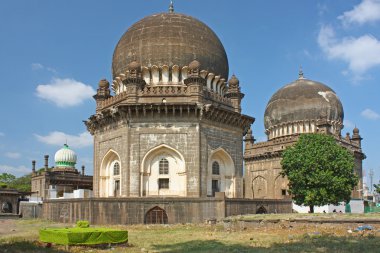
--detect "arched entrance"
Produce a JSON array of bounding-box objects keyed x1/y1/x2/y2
[
  {"x1": 99, "y1": 150, "x2": 121, "y2": 197},
  {"x1": 207, "y1": 148, "x2": 236, "y2": 198},
  {"x1": 256, "y1": 206, "x2": 267, "y2": 214},
  {"x1": 145, "y1": 206, "x2": 168, "y2": 224},
  {"x1": 141, "y1": 144, "x2": 186, "y2": 197}
]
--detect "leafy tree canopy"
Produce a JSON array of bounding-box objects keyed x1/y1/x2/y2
[
  {"x1": 281, "y1": 133, "x2": 358, "y2": 212},
  {"x1": 0, "y1": 173, "x2": 16, "y2": 185},
  {"x1": 0, "y1": 172, "x2": 31, "y2": 192},
  {"x1": 9, "y1": 174, "x2": 32, "y2": 192},
  {"x1": 374, "y1": 183, "x2": 380, "y2": 195}
]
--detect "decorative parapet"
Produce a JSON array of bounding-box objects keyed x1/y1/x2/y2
[
  {"x1": 139, "y1": 85, "x2": 189, "y2": 96},
  {"x1": 203, "y1": 90, "x2": 232, "y2": 106},
  {"x1": 98, "y1": 85, "x2": 233, "y2": 111},
  {"x1": 99, "y1": 92, "x2": 128, "y2": 109}
]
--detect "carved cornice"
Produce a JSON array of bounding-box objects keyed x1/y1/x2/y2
[
  {"x1": 84, "y1": 103, "x2": 254, "y2": 135},
  {"x1": 244, "y1": 150, "x2": 283, "y2": 161},
  {"x1": 202, "y1": 104, "x2": 254, "y2": 133}
]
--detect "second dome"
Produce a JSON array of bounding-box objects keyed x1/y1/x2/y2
[{"x1": 264, "y1": 75, "x2": 344, "y2": 139}]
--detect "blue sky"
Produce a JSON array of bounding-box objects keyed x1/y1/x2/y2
[{"x1": 1, "y1": 0, "x2": 379, "y2": 187}]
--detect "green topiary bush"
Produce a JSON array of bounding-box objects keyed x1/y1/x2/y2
[
  {"x1": 76, "y1": 220, "x2": 90, "y2": 228},
  {"x1": 39, "y1": 227, "x2": 128, "y2": 245}
]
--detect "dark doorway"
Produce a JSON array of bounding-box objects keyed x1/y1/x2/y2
[
  {"x1": 145, "y1": 206, "x2": 168, "y2": 224},
  {"x1": 1, "y1": 202, "x2": 12, "y2": 213},
  {"x1": 256, "y1": 206, "x2": 267, "y2": 214},
  {"x1": 212, "y1": 180, "x2": 219, "y2": 197},
  {"x1": 114, "y1": 180, "x2": 120, "y2": 197}
]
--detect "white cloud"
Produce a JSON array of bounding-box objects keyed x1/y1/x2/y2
[
  {"x1": 36, "y1": 78, "x2": 95, "y2": 107},
  {"x1": 339, "y1": 0, "x2": 380, "y2": 26},
  {"x1": 344, "y1": 119, "x2": 355, "y2": 128},
  {"x1": 35, "y1": 131, "x2": 92, "y2": 148},
  {"x1": 317, "y1": 3, "x2": 329, "y2": 16},
  {"x1": 5, "y1": 152, "x2": 21, "y2": 159},
  {"x1": 31, "y1": 63, "x2": 57, "y2": 73},
  {"x1": 318, "y1": 25, "x2": 380, "y2": 77},
  {"x1": 31, "y1": 63, "x2": 44, "y2": 70},
  {"x1": 361, "y1": 108, "x2": 380, "y2": 120},
  {"x1": 0, "y1": 164, "x2": 30, "y2": 177}
]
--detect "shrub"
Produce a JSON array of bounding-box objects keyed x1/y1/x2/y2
[{"x1": 76, "y1": 220, "x2": 90, "y2": 228}]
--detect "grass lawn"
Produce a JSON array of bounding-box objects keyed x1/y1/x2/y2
[{"x1": 0, "y1": 214, "x2": 379, "y2": 253}]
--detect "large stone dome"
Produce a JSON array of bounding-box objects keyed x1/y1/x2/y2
[
  {"x1": 112, "y1": 12, "x2": 229, "y2": 79},
  {"x1": 264, "y1": 76, "x2": 344, "y2": 135}
]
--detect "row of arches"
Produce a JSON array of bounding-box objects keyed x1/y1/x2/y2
[
  {"x1": 98, "y1": 145, "x2": 236, "y2": 198},
  {"x1": 251, "y1": 175, "x2": 289, "y2": 199},
  {"x1": 112, "y1": 65, "x2": 227, "y2": 95}
]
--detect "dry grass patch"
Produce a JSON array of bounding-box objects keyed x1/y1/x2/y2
[{"x1": 0, "y1": 216, "x2": 379, "y2": 253}]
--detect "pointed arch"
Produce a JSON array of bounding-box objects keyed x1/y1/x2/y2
[
  {"x1": 141, "y1": 144, "x2": 185, "y2": 173},
  {"x1": 99, "y1": 149, "x2": 122, "y2": 197},
  {"x1": 274, "y1": 174, "x2": 288, "y2": 199},
  {"x1": 251, "y1": 176, "x2": 268, "y2": 199},
  {"x1": 141, "y1": 144, "x2": 186, "y2": 197},
  {"x1": 208, "y1": 147, "x2": 236, "y2": 198}
]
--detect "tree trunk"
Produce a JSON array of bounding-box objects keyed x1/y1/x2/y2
[{"x1": 309, "y1": 205, "x2": 314, "y2": 213}]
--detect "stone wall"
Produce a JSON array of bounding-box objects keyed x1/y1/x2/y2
[
  {"x1": 43, "y1": 197, "x2": 292, "y2": 225},
  {"x1": 225, "y1": 198, "x2": 292, "y2": 216},
  {"x1": 19, "y1": 202, "x2": 43, "y2": 218}
]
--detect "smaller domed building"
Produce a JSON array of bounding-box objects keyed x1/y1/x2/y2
[
  {"x1": 244, "y1": 72, "x2": 365, "y2": 200},
  {"x1": 31, "y1": 144, "x2": 93, "y2": 200}
]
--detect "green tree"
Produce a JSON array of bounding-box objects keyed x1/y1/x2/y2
[
  {"x1": 0, "y1": 173, "x2": 16, "y2": 187},
  {"x1": 281, "y1": 133, "x2": 358, "y2": 213},
  {"x1": 374, "y1": 183, "x2": 380, "y2": 194},
  {"x1": 9, "y1": 174, "x2": 32, "y2": 192}
]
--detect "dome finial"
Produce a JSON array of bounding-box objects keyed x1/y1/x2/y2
[
  {"x1": 298, "y1": 66, "x2": 304, "y2": 79},
  {"x1": 169, "y1": 0, "x2": 174, "y2": 13}
]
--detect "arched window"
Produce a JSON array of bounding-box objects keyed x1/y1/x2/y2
[
  {"x1": 159, "y1": 158, "x2": 169, "y2": 174},
  {"x1": 212, "y1": 161, "x2": 220, "y2": 175},
  {"x1": 113, "y1": 162, "x2": 120, "y2": 176}
]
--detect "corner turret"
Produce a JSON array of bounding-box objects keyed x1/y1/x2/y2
[{"x1": 225, "y1": 75, "x2": 244, "y2": 113}]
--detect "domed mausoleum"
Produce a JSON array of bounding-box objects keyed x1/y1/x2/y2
[
  {"x1": 244, "y1": 72, "x2": 365, "y2": 200},
  {"x1": 31, "y1": 144, "x2": 92, "y2": 200},
  {"x1": 85, "y1": 6, "x2": 254, "y2": 201}
]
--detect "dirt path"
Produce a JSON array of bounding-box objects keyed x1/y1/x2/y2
[{"x1": 0, "y1": 219, "x2": 18, "y2": 237}]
